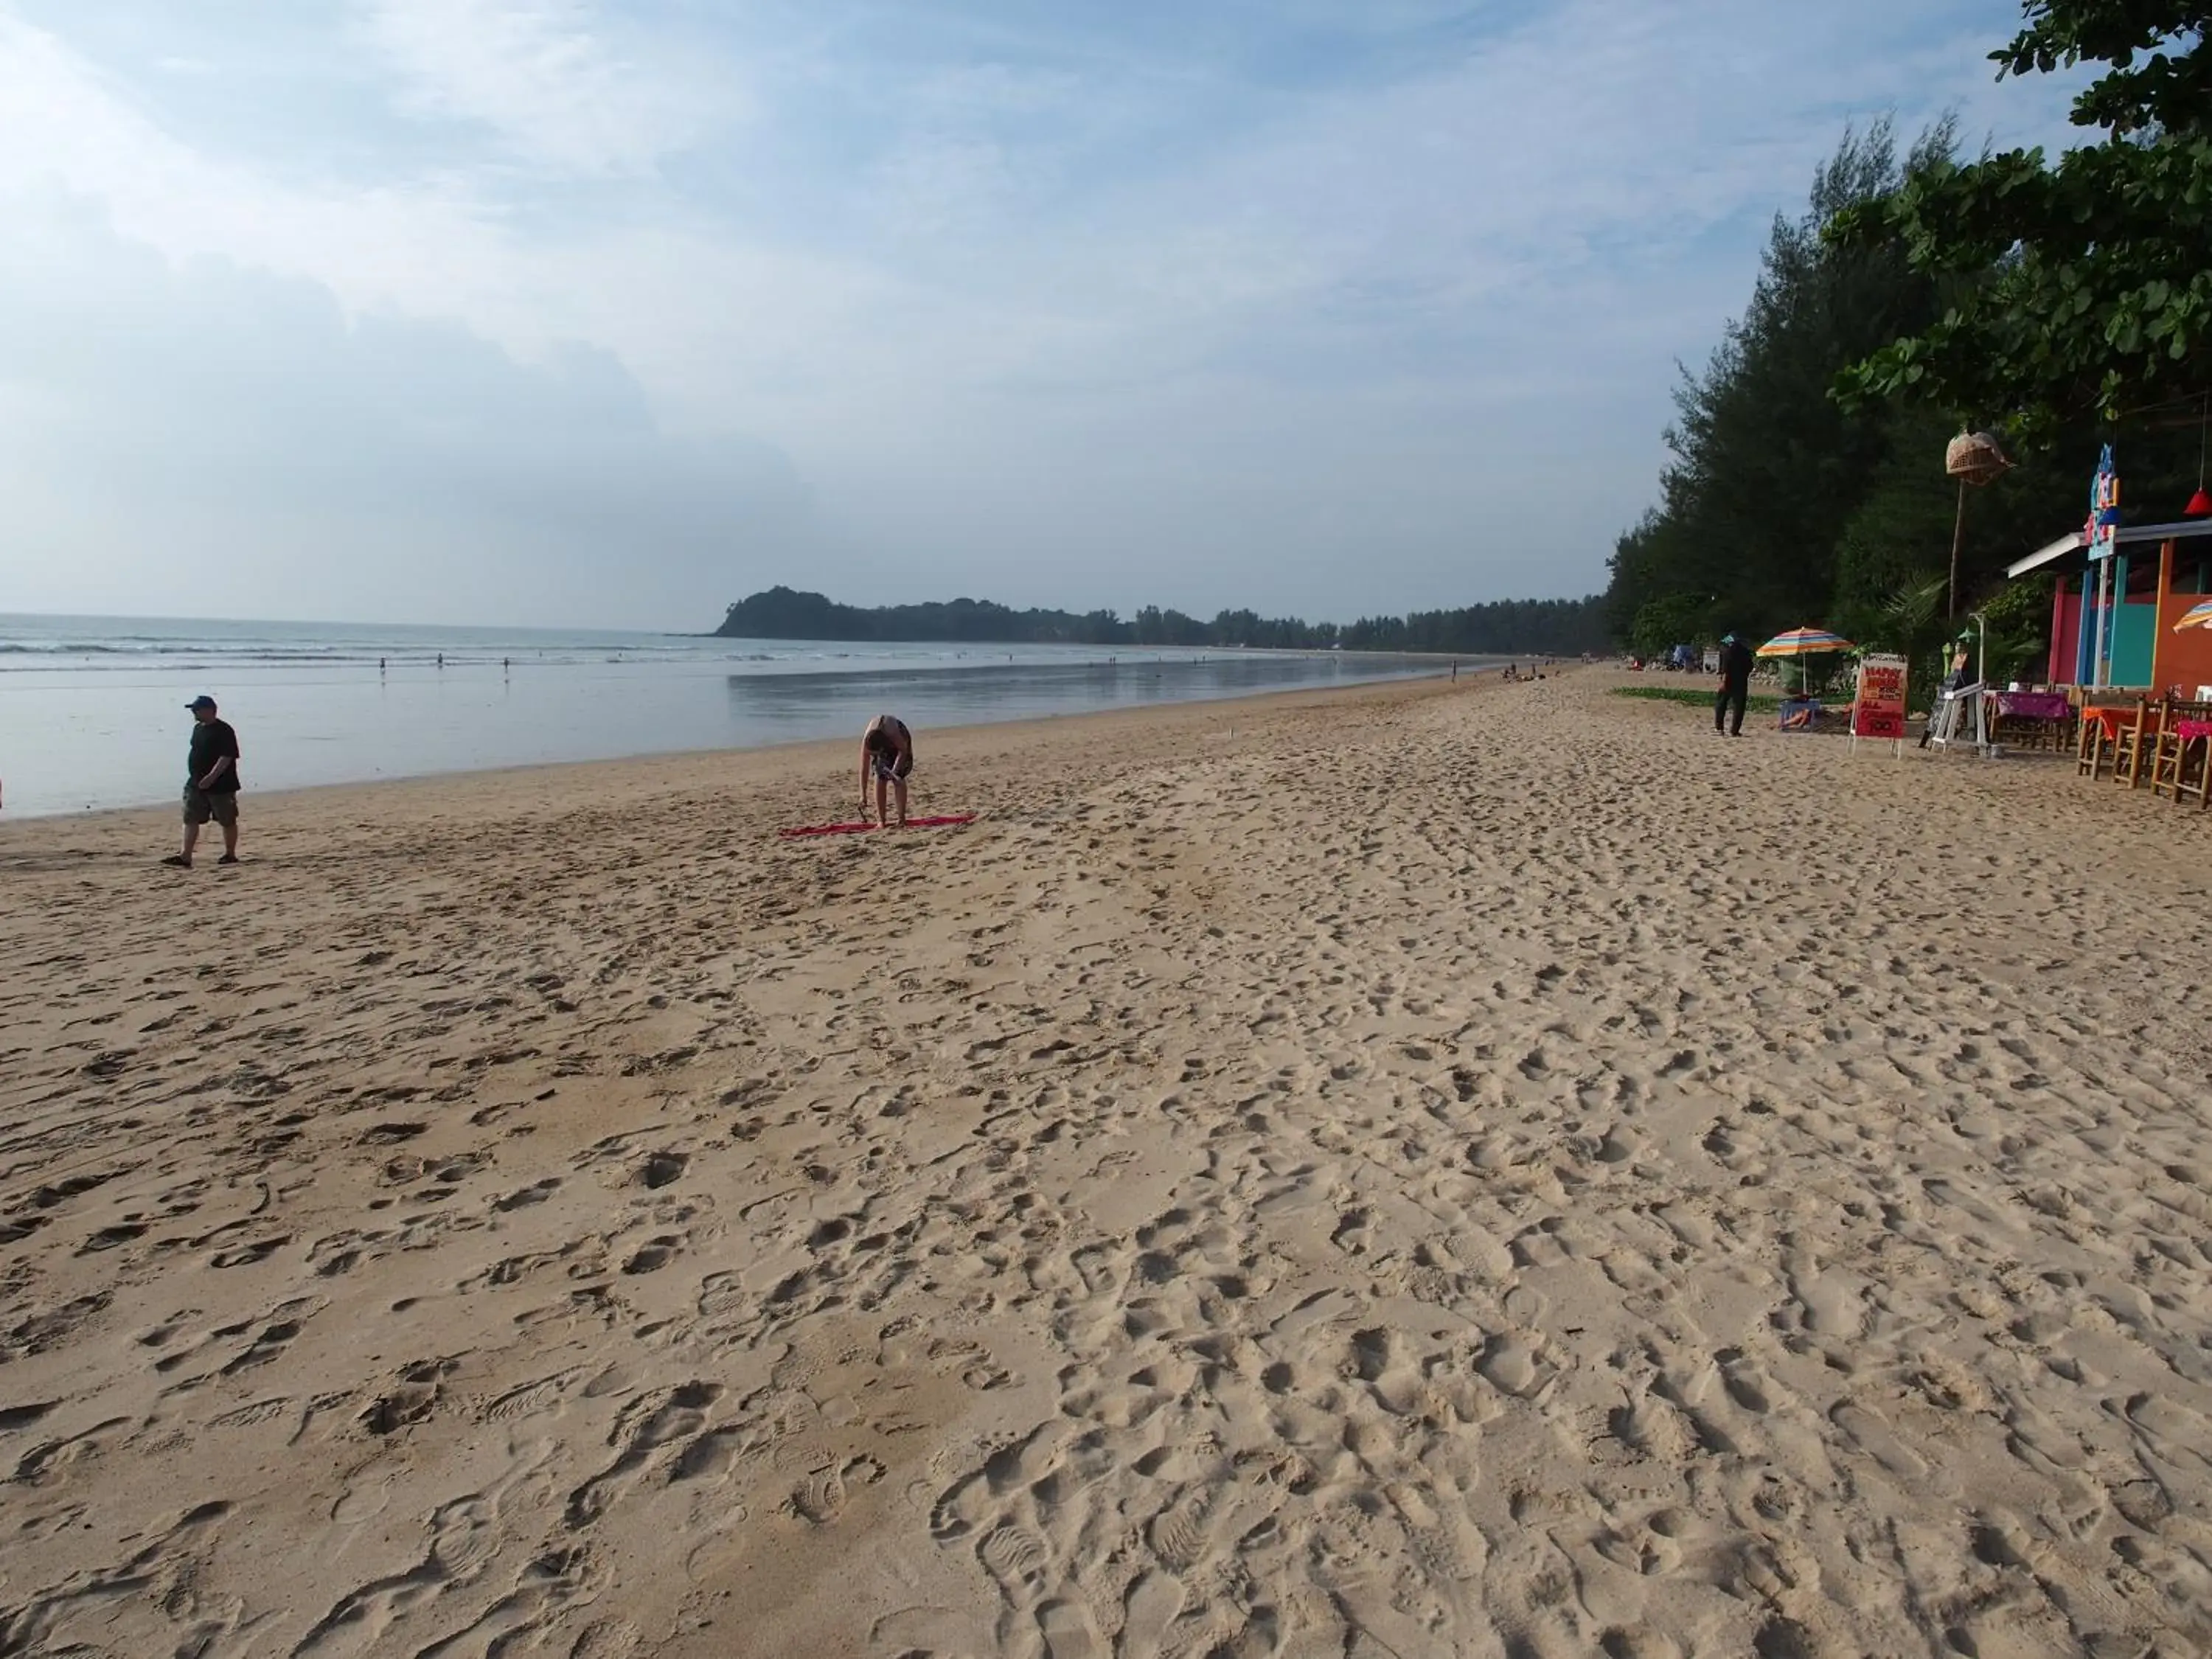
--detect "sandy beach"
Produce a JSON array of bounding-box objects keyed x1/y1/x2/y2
[{"x1": 6, "y1": 668, "x2": 2212, "y2": 1658}]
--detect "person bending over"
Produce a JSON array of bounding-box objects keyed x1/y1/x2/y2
[{"x1": 860, "y1": 714, "x2": 914, "y2": 827}]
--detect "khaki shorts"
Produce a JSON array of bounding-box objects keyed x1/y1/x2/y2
[{"x1": 183, "y1": 785, "x2": 239, "y2": 827}]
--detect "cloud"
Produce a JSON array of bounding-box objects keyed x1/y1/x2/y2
[
  {"x1": 355, "y1": 0, "x2": 720, "y2": 175},
  {"x1": 0, "y1": 192, "x2": 822, "y2": 627},
  {"x1": 0, "y1": 10, "x2": 517, "y2": 324},
  {"x1": 0, "y1": 0, "x2": 2093, "y2": 625}
]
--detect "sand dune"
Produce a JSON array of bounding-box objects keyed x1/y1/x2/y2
[{"x1": 4, "y1": 670, "x2": 2211, "y2": 1657}]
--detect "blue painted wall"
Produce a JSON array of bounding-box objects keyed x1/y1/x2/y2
[{"x1": 2112, "y1": 597, "x2": 2157, "y2": 684}]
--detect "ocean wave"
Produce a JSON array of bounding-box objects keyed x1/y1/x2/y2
[{"x1": 0, "y1": 641, "x2": 144, "y2": 653}]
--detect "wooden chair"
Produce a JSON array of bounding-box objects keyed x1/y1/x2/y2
[
  {"x1": 2113, "y1": 698, "x2": 2166, "y2": 790},
  {"x1": 2152, "y1": 700, "x2": 2212, "y2": 807},
  {"x1": 1995, "y1": 700, "x2": 2069, "y2": 752},
  {"x1": 2179, "y1": 738, "x2": 2212, "y2": 812},
  {"x1": 2077, "y1": 698, "x2": 2123, "y2": 779}
]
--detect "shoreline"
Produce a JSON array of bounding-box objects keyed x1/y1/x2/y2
[
  {"x1": 0, "y1": 647, "x2": 1496, "y2": 825},
  {"x1": 0, "y1": 660, "x2": 1495, "y2": 836}
]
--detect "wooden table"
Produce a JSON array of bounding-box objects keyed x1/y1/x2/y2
[
  {"x1": 2170, "y1": 717, "x2": 2212, "y2": 809},
  {"x1": 1985, "y1": 690, "x2": 2073, "y2": 751}
]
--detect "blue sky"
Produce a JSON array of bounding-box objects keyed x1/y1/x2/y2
[{"x1": 0, "y1": 1, "x2": 2080, "y2": 628}]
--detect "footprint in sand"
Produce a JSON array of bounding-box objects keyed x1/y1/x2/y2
[
  {"x1": 77, "y1": 1222, "x2": 146, "y2": 1254},
  {"x1": 620, "y1": 1236, "x2": 679, "y2": 1275},
  {"x1": 209, "y1": 1235, "x2": 291, "y2": 1269},
  {"x1": 358, "y1": 1358, "x2": 456, "y2": 1436},
  {"x1": 787, "y1": 1455, "x2": 884, "y2": 1526},
  {"x1": 979, "y1": 1520, "x2": 1050, "y2": 1593},
  {"x1": 479, "y1": 1373, "x2": 571, "y2": 1425}
]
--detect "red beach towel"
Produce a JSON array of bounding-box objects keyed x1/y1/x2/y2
[{"x1": 779, "y1": 814, "x2": 975, "y2": 839}]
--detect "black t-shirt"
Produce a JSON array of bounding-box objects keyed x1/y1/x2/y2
[
  {"x1": 1719, "y1": 641, "x2": 1755, "y2": 686},
  {"x1": 187, "y1": 719, "x2": 242, "y2": 792}
]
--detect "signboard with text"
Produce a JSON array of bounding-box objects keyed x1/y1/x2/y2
[{"x1": 1851, "y1": 654, "x2": 1907, "y2": 742}]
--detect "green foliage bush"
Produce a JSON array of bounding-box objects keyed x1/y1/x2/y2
[
  {"x1": 1607, "y1": 7, "x2": 2208, "y2": 678},
  {"x1": 719, "y1": 587, "x2": 1614, "y2": 655}
]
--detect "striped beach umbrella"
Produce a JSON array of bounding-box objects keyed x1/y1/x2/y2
[
  {"x1": 1754, "y1": 627, "x2": 1855, "y2": 658},
  {"x1": 2174, "y1": 599, "x2": 2212, "y2": 632},
  {"x1": 1756, "y1": 626, "x2": 1854, "y2": 709}
]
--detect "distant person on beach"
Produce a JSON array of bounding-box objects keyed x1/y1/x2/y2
[
  {"x1": 166, "y1": 695, "x2": 241, "y2": 868},
  {"x1": 860, "y1": 714, "x2": 914, "y2": 827},
  {"x1": 1715, "y1": 634, "x2": 1754, "y2": 737}
]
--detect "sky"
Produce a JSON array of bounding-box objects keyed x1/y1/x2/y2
[{"x1": 0, "y1": 1, "x2": 2084, "y2": 630}]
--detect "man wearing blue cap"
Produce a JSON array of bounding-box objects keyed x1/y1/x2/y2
[
  {"x1": 1714, "y1": 634, "x2": 1754, "y2": 737},
  {"x1": 166, "y1": 695, "x2": 241, "y2": 868}
]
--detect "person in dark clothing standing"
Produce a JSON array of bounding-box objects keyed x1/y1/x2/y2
[
  {"x1": 1714, "y1": 634, "x2": 1755, "y2": 736},
  {"x1": 167, "y1": 695, "x2": 242, "y2": 868}
]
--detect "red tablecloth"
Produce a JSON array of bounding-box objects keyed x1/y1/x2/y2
[
  {"x1": 1993, "y1": 691, "x2": 2071, "y2": 720},
  {"x1": 2175, "y1": 719, "x2": 2212, "y2": 745},
  {"x1": 2084, "y1": 707, "x2": 2137, "y2": 740}
]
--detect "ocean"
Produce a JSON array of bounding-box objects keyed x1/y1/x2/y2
[{"x1": 0, "y1": 613, "x2": 1461, "y2": 818}]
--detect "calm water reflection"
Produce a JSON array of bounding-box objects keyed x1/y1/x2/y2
[
  {"x1": 720, "y1": 653, "x2": 1433, "y2": 734},
  {"x1": 1, "y1": 618, "x2": 1455, "y2": 816}
]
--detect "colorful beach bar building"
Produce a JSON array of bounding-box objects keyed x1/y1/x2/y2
[{"x1": 2007, "y1": 520, "x2": 2212, "y2": 692}]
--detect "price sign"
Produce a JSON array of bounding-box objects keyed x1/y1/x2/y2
[{"x1": 1851, "y1": 654, "x2": 1907, "y2": 741}]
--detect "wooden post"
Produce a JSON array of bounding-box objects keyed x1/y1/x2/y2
[
  {"x1": 2154, "y1": 538, "x2": 2177, "y2": 693},
  {"x1": 2110, "y1": 550, "x2": 2129, "y2": 685},
  {"x1": 2049, "y1": 574, "x2": 2067, "y2": 684},
  {"x1": 1947, "y1": 479, "x2": 1968, "y2": 619}
]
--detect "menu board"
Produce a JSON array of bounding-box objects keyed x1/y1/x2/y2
[{"x1": 1851, "y1": 654, "x2": 1907, "y2": 741}]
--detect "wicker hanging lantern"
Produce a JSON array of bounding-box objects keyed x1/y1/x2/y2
[
  {"x1": 1944, "y1": 430, "x2": 2011, "y2": 487},
  {"x1": 1940, "y1": 431, "x2": 2011, "y2": 619}
]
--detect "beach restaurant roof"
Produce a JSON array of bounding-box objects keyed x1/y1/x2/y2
[{"x1": 2007, "y1": 518, "x2": 2212, "y2": 580}]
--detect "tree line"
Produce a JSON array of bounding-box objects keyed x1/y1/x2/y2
[
  {"x1": 1604, "y1": 0, "x2": 2209, "y2": 693},
  {"x1": 717, "y1": 586, "x2": 1610, "y2": 656}
]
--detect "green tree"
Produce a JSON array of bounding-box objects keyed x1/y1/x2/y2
[
  {"x1": 1829, "y1": 2, "x2": 2212, "y2": 433},
  {"x1": 1826, "y1": 404, "x2": 2107, "y2": 647},
  {"x1": 721, "y1": 589, "x2": 1607, "y2": 653},
  {"x1": 1867, "y1": 571, "x2": 1955, "y2": 710},
  {"x1": 1627, "y1": 596, "x2": 1715, "y2": 659},
  {"x1": 1604, "y1": 119, "x2": 1958, "y2": 641},
  {"x1": 1977, "y1": 569, "x2": 2061, "y2": 687}
]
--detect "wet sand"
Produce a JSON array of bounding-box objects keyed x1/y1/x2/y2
[{"x1": 4, "y1": 669, "x2": 2211, "y2": 1657}]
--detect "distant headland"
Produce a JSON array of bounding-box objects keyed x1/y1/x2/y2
[{"x1": 714, "y1": 586, "x2": 1607, "y2": 655}]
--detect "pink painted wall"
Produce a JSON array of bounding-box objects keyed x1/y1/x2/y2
[{"x1": 2049, "y1": 577, "x2": 2082, "y2": 684}]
